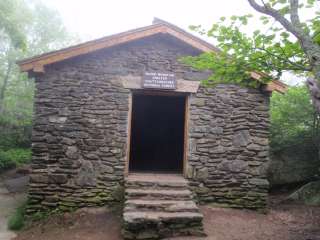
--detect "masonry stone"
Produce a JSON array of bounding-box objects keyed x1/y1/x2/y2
[
  {"x1": 188, "y1": 84, "x2": 270, "y2": 209},
  {"x1": 27, "y1": 34, "x2": 271, "y2": 213},
  {"x1": 196, "y1": 167, "x2": 209, "y2": 181},
  {"x1": 233, "y1": 130, "x2": 251, "y2": 147}
]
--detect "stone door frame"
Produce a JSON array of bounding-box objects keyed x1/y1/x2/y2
[{"x1": 124, "y1": 90, "x2": 190, "y2": 177}]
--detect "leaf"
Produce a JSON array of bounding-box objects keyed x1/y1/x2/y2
[{"x1": 184, "y1": 11, "x2": 308, "y2": 89}]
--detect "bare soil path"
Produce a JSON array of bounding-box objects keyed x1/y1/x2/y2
[
  {"x1": 0, "y1": 170, "x2": 28, "y2": 240},
  {"x1": 13, "y1": 194, "x2": 320, "y2": 240}
]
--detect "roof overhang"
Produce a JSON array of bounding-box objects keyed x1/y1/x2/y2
[{"x1": 17, "y1": 18, "x2": 286, "y2": 93}]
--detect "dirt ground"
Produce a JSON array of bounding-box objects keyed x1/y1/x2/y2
[
  {"x1": 0, "y1": 169, "x2": 28, "y2": 240},
  {"x1": 13, "y1": 191, "x2": 320, "y2": 240}
]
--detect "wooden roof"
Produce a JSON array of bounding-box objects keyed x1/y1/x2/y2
[{"x1": 17, "y1": 18, "x2": 286, "y2": 93}]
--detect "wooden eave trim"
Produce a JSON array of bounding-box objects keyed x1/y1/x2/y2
[
  {"x1": 264, "y1": 80, "x2": 287, "y2": 93},
  {"x1": 250, "y1": 71, "x2": 287, "y2": 93},
  {"x1": 18, "y1": 24, "x2": 168, "y2": 72},
  {"x1": 165, "y1": 27, "x2": 213, "y2": 52},
  {"x1": 17, "y1": 20, "x2": 287, "y2": 93},
  {"x1": 17, "y1": 23, "x2": 218, "y2": 73}
]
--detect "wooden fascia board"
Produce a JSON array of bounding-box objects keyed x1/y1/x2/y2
[
  {"x1": 17, "y1": 23, "x2": 219, "y2": 72},
  {"x1": 17, "y1": 21, "x2": 287, "y2": 93},
  {"x1": 263, "y1": 80, "x2": 287, "y2": 93},
  {"x1": 250, "y1": 72, "x2": 287, "y2": 93},
  {"x1": 164, "y1": 27, "x2": 214, "y2": 52},
  {"x1": 18, "y1": 24, "x2": 168, "y2": 72}
]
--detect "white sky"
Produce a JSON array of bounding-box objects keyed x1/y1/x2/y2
[
  {"x1": 44, "y1": 0, "x2": 257, "y2": 41},
  {"x1": 43, "y1": 0, "x2": 313, "y2": 85}
]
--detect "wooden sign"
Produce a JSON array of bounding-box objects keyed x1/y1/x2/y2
[{"x1": 142, "y1": 72, "x2": 176, "y2": 90}]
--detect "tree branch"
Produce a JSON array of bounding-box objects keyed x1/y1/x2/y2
[
  {"x1": 290, "y1": 0, "x2": 300, "y2": 26},
  {"x1": 247, "y1": 0, "x2": 304, "y2": 40},
  {"x1": 253, "y1": 46, "x2": 311, "y2": 71}
]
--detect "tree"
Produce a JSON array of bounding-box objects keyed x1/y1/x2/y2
[
  {"x1": 183, "y1": 0, "x2": 320, "y2": 199},
  {"x1": 0, "y1": 0, "x2": 29, "y2": 113},
  {"x1": 270, "y1": 85, "x2": 319, "y2": 151},
  {"x1": 0, "y1": 0, "x2": 29, "y2": 50},
  {"x1": 247, "y1": 0, "x2": 320, "y2": 112},
  {"x1": 183, "y1": 0, "x2": 320, "y2": 111},
  {"x1": 0, "y1": 0, "x2": 77, "y2": 148},
  {"x1": 269, "y1": 86, "x2": 320, "y2": 187}
]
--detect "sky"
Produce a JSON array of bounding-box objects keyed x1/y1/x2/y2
[
  {"x1": 43, "y1": 0, "x2": 312, "y2": 85},
  {"x1": 44, "y1": 0, "x2": 258, "y2": 42}
]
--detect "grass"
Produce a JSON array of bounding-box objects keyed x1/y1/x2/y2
[
  {"x1": 8, "y1": 202, "x2": 27, "y2": 231},
  {"x1": 0, "y1": 148, "x2": 31, "y2": 171}
]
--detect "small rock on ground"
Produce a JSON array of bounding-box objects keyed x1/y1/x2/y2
[{"x1": 0, "y1": 173, "x2": 28, "y2": 240}]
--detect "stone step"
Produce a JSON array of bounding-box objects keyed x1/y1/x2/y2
[
  {"x1": 126, "y1": 173, "x2": 188, "y2": 183},
  {"x1": 124, "y1": 211, "x2": 203, "y2": 224},
  {"x1": 122, "y1": 174, "x2": 205, "y2": 239},
  {"x1": 125, "y1": 188, "x2": 193, "y2": 200},
  {"x1": 125, "y1": 199, "x2": 199, "y2": 212},
  {"x1": 125, "y1": 181, "x2": 188, "y2": 190},
  {"x1": 125, "y1": 174, "x2": 189, "y2": 190},
  {"x1": 123, "y1": 211, "x2": 204, "y2": 239}
]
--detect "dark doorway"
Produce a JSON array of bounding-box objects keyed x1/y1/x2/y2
[{"x1": 129, "y1": 93, "x2": 186, "y2": 173}]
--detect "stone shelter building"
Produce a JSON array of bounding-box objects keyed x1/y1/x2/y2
[{"x1": 18, "y1": 19, "x2": 286, "y2": 238}]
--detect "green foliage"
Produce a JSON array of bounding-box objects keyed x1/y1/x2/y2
[
  {"x1": 0, "y1": 0, "x2": 30, "y2": 50},
  {"x1": 0, "y1": 0, "x2": 79, "y2": 153},
  {"x1": 0, "y1": 148, "x2": 31, "y2": 171},
  {"x1": 185, "y1": 1, "x2": 320, "y2": 165},
  {"x1": 183, "y1": 0, "x2": 320, "y2": 87},
  {"x1": 8, "y1": 202, "x2": 27, "y2": 231},
  {"x1": 8, "y1": 201, "x2": 68, "y2": 231},
  {"x1": 270, "y1": 85, "x2": 320, "y2": 152}
]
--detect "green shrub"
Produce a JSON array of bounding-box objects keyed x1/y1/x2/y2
[
  {"x1": 8, "y1": 202, "x2": 27, "y2": 231},
  {"x1": 270, "y1": 86, "x2": 320, "y2": 153},
  {"x1": 0, "y1": 117, "x2": 32, "y2": 149},
  {"x1": 0, "y1": 148, "x2": 31, "y2": 171}
]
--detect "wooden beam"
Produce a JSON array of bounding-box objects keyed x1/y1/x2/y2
[
  {"x1": 33, "y1": 64, "x2": 45, "y2": 73},
  {"x1": 17, "y1": 20, "x2": 287, "y2": 93},
  {"x1": 165, "y1": 28, "x2": 213, "y2": 52},
  {"x1": 124, "y1": 93, "x2": 133, "y2": 176},
  {"x1": 263, "y1": 81, "x2": 287, "y2": 93},
  {"x1": 17, "y1": 23, "x2": 218, "y2": 73},
  {"x1": 19, "y1": 25, "x2": 167, "y2": 72},
  {"x1": 250, "y1": 72, "x2": 287, "y2": 93},
  {"x1": 183, "y1": 95, "x2": 190, "y2": 177}
]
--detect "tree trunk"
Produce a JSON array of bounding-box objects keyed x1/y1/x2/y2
[
  {"x1": 0, "y1": 61, "x2": 12, "y2": 114},
  {"x1": 306, "y1": 77, "x2": 320, "y2": 113},
  {"x1": 305, "y1": 55, "x2": 320, "y2": 113}
]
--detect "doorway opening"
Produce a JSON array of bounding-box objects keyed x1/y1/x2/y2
[{"x1": 129, "y1": 93, "x2": 186, "y2": 173}]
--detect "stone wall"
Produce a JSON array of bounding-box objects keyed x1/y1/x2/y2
[
  {"x1": 187, "y1": 85, "x2": 270, "y2": 209},
  {"x1": 27, "y1": 34, "x2": 204, "y2": 213},
  {"x1": 28, "y1": 33, "x2": 270, "y2": 212},
  {"x1": 29, "y1": 64, "x2": 130, "y2": 212}
]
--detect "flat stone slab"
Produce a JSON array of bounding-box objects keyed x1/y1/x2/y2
[
  {"x1": 0, "y1": 182, "x2": 9, "y2": 195},
  {"x1": 123, "y1": 173, "x2": 205, "y2": 239},
  {"x1": 126, "y1": 173, "x2": 188, "y2": 184},
  {"x1": 126, "y1": 188, "x2": 192, "y2": 199},
  {"x1": 124, "y1": 211, "x2": 203, "y2": 223},
  {"x1": 125, "y1": 199, "x2": 198, "y2": 212},
  {"x1": 0, "y1": 176, "x2": 27, "y2": 240},
  {"x1": 4, "y1": 176, "x2": 29, "y2": 193}
]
